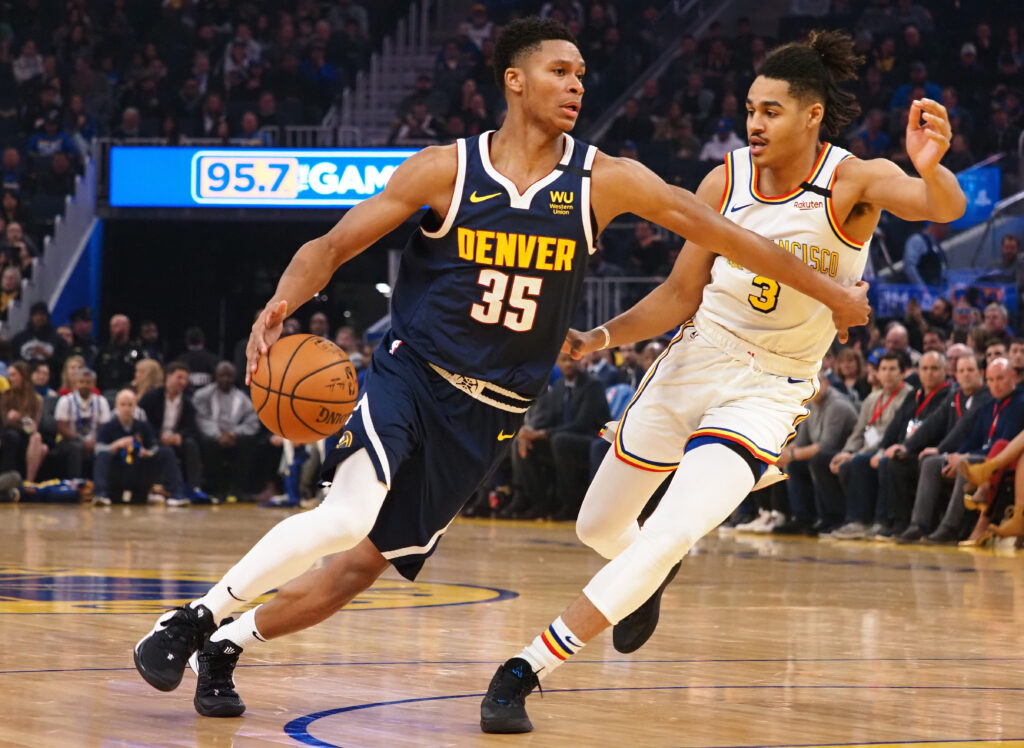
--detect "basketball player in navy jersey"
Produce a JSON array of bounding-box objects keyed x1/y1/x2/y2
[
  {"x1": 480, "y1": 30, "x2": 965, "y2": 733},
  {"x1": 132, "y1": 19, "x2": 869, "y2": 718}
]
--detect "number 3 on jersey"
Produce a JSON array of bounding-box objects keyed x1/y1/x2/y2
[
  {"x1": 748, "y1": 275, "x2": 780, "y2": 313},
  {"x1": 471, "y1": 268, "x2": 543, "y2": 332}
]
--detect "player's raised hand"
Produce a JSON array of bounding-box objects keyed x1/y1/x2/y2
[
  {"x1": 830, "y1": 280, "x2": 870, "y2": 344},
  {"x1": 907, "y1": 99, "x2": 952, "y2": 176},
  {"x1": 561, "y1": 327, "x2": 605, "y2": 360},
  {"x1": 246, "y1": 299, "x2": 288, "y2": 385}
]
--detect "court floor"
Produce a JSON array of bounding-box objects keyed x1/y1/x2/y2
[{"x1": 2, "y1": 503, "x2": 1024, "y2": 747}]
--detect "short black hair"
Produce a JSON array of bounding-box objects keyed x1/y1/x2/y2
[
  {"x1": 493, "y1": 16, "x2": 577, "y2": 91},
  {"x1": 165, "y1": 360, "x2": 190, "y2": 376},
  {"x1": 759, "y1": 30, "x2": 863, "y2": 137},
  {"x1": 879, "y1": 350, "x2": 909, "y2": 371}
]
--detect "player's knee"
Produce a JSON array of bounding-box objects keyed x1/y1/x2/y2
[
  {"x1": 313, "y1": 502, "x2": 375, "y2": 549},
  {"x1": 576, "y1": 510, "x2": 613, "y2": 554}
]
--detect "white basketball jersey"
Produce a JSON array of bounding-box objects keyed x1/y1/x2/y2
[{"x1": 694, "y1": 143, "x2": 869, "y2": 377}]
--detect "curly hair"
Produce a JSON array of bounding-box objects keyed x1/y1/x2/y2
[
  {"x1": 493, "y1": 16, "x2": 578, "y2": 91},
  {"x1": 759, "y1": 29, "x2": 864, "y2": 137}
]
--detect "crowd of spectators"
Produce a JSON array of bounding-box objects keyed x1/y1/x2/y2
[{"x1": 0, "y1": 302, "x2": 373, "y2": 507}]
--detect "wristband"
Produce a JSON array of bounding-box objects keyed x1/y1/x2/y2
[{"x1": 596, "y1": 325, "x2": 611, "y2": 350}]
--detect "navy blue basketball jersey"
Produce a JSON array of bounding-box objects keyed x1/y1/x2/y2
[{"x1": 390, "y1": 131, "x2": 597, "y2": 397}]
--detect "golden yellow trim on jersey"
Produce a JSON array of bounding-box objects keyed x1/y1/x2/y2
[
  {"x1": 783, "y1": 378, "x2": 820, "y2": 447},
  {"x1": 751, "y1": 143, "x2": 832, "y2": 203},
  {"x1": 825, "y1": 157, "x2": 866, "y2": 250},
  {"x1": 718, "y1": 152, "x2": 734, "y2": 214},
  {"x1": 688, "y1": 427, "x2": 780, "y2": 463},
  {"x1": 457, "y1": 227, "x2": 575, "y2": 271},
  {"x1": 613, "y1": 323, "x2": 691, "y2": 472}
]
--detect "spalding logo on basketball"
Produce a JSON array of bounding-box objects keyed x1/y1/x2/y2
[{"x1": 249, "y1": 334, "x2": 358, "y2": 443}]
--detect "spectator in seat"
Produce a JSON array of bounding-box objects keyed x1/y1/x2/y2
[
  {"x1": 398, "y1": 74, "x2": 449, "y2": 122},
  {"x1": 308, "y1": 312, "x2": 329, "y2": 338},
  {"x1": 393, "y1": 102, "x2": 440, "y2": 145},
  {"x1": 585, "y1": 349, "x2": 625, "y2": 389},
  {"x1": 112, "y1": 106, "x2": 142, "y2": 139},
  {"x1": 902, "y1": 222, "x2": 948, "y2": 289},
  {"x1": 699, "y1": 117, "x2": 745, "y2": 162},
  {"x1": 139, "y1": 361, "x2": 205, "y2": 504},
  {"x1": 36, "y1": 151, "x2": 76, "y2": 197},
  {"x1": 0, "y1": 221, "x2": 37, "y2": 268},
  {"x1": 233, "y1": 111, "x2": 271, "y2": 146},
  {"x1": 0, "y1": 361, "x2": 48, "y2": 482},
  {"x1": 819, "y1": 352, "x2": 913, "y2": 535},
  {"x1": 773, "y1": 375, "x2": 859, "y2": 536},
  {"x1": 893, "y1": 352, "x2": 986, "y2": 541},
  {"x1": 29, "y1": 361, "x2": 56, "y2": 399},
  {"x1": 139, "y1": 319, "x2": 165, "y2": 363},
  {"x1": 1, "y1": 149, "x2": 25, "y2": 193},
  {"x1": 95, "y1": 314, "x2": 145, "y2": 394},
  {"x1": 889, "y1": 61, "x2": 942, "y2": 110},
  {"x1": 27, "y1": 109, "x2": 77, "y2": 158},
  {"x1": 624, "y1": 220, "x2": 669, "y2": 276},
  {"x1": 836, "y1": 346, "x2": 871, "y2": 404},
  {"x1": 922, "y1": 358, "x2": 1024, "y2": 544},
  {"x1": 461, "y1": 3, "x2": 495, "y2": 52},
  {"x1": 92, "y1": 389, "x2": 188, "y2": 506},
  {"x1": 608, "y1": 98, "x2": 654, "y2": 145},
  {"x1": 981, "y1": 234, "x2": 1024, "y2": 288},
  {"x1": 131, "y1": 358, "x2": 164, "y2": 401},
  {"x1": 12, "y1": 301, "x2": 70, "y2": 389},
  {"x1": 983, "y1": 303, "x2": 1014, "y2": 340},
  {"x1": 0, "y1": 266, "x2": 20, "y2": 321},
  {"x1": 834, "y1": 351, "x2": 951, "y2": 539},
  {"x1": 178, "y1": 326, "x2": 218, "y2": 395},
  {"x1": 68, "y1": 307, "x2": 98, "y2": 367},
  {"x1": 943, "y1": 134, "x2": 974, "y2": 173},
  {"x1": 54, "y1": 367, "x2": 110, "y2": 479},
  {"x1": 508, "y1": 351, "x2": 610, "y2": 520},
  {"x1": 194, "y1": 362, "x2": 260, "y2": 500},
  {"x1": 12, "y1": 40, "x2": 44, "y2": 87}
]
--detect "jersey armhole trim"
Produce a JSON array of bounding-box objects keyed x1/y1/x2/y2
[
  {"x1": 824, "y1": 157, "x2": 866, "y2": 250},
  {"x1": 718, "y1": 152, "x2": 734, "y2": 214},
  {"x1": 582, "y1": 144, "x2": 598, "y2": 252},
  {"x1": 421, "y1": 138, "x2": 466, "y2": 240}
]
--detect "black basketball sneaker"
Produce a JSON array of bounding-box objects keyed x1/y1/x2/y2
[
  {"x1": 480, "y1": 657, "x2": 540, "y2": 734},
  {"x1": 612, "y1": 560, "x2": 682, "y2": 653},
  {"x1": 134, "y1": 604, "x2": 216, "y2": 691},
  {"x1": 192, "y1": 634, "x2": 246, "y2": 718}
]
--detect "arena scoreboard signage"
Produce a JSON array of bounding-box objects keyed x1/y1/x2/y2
[{"x1": 108, "y1": 147, "x2": 419, "y2": 208}]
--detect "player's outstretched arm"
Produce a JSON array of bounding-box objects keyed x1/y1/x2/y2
[
  {"x1": 844, "y1": 98, "x2": 966, "y2": 222},
  {"x1": 245, "y1": 146, "x2": 457, "y2": 383},
  {"x1": 563, "y1": 168, "x2": 724, "y2": 359},
  {"x1": 591, "y1": 154, "x2": 870, "y2": 342}
]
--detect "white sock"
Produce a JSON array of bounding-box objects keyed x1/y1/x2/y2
[
  {"x1": 518, "y1": 616, "x2": 585, "y2": 681},
  {"x1": 191, "y1": 586, "x2": 244, "y2": 622},
  {"x1": 209, "y1": 606, "x2": 266, "y2": 649}
]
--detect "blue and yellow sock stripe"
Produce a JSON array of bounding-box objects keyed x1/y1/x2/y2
[
  {"x1": 541, "y1": 626, "x2": 574, "y2": 660},
  {"x1": 613, "y1": 323, "x2": 691, "y2": 472},
  {"x1": 750, "y1": 143, "x2": 832, "y2": 204},
  {"x1": 825, "y1": 156, "x2": 865, "y2": 250},
  {"x1": 717, "y1": 152, "x2": 735, "y2": 214}
]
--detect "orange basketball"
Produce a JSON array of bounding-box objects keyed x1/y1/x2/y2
[{"x1": 249, "y1": 333, "x2": 358, "y2": 444}]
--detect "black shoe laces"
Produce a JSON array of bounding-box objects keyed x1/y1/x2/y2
[
  {"x1": 491, "y1": 663, "x2": 541, "y2": 705},
  {"x1": 159, "y1": 607, "x2": 205, "y2": 659},
  {"x1": 198, "y1": 646, "x2": 240, "y2": 697}
]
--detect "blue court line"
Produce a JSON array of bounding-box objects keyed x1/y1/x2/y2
[
  {"x1": 283, "y1": 686, "x2": 1024, "y2": 748},
  {"x1": 5, "y1": 655, "x2": 1024, "y2": 677}
]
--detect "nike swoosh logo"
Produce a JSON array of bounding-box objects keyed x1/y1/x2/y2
[
  {"x1": 469, "y1": 190, "x2": 502, "y2": 203},
  {"x1": 730, "y1": 203, "x2": 753, "y2": 212},
  {"x1": 497, "y1": 431, "x2": 516, "y2": 441},
  {"x1": 787, "y1": 377, "x2": 806, "y2": 384}
]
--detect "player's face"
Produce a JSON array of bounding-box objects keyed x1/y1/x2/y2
[
  {"x1": 745, "y1": 76, "x2": 822, "y2": 166},
  {"x1": 516, "y1": 40, "x2": 585, "y2": 132}
]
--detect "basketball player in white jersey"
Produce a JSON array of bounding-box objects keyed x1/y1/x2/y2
[{"x1": 480, "y1": 30, "x2": 966, "y2": 733}]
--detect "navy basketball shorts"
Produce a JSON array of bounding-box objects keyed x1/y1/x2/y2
[{"x1": 321, "y1": 337, "x2": 525, "y2": 580}]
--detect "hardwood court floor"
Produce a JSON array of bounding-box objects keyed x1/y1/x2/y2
[{"x1": 2, "y1": 504, "x2": 1024, "y2": 747}]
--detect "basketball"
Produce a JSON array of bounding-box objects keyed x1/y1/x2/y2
[{"x1": 249, "y1": 334, "x2": 359, "y2": 444}]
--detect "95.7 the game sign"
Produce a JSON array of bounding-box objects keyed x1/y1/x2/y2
[{"x1": 108, "y1": 146, "x2": 418, "y2": 208}]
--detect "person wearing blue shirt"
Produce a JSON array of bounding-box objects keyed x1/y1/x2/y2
[{"x1": 26, "y1": 110, "x2": 77, "y2": 158}]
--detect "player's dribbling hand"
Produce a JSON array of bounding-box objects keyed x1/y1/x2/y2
[
  {"x1": 831, "y1": 280, "x2": 870, "y2": 344},
  {"x1": 246, "y1": 299, "x2": 288, "y2": 386},
  {"x1": 561, "y1": 328, "x2": 603, "y2": 360},
  {"x1": 907, "y1": 98, "x2": 952, "y2": 176}
]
